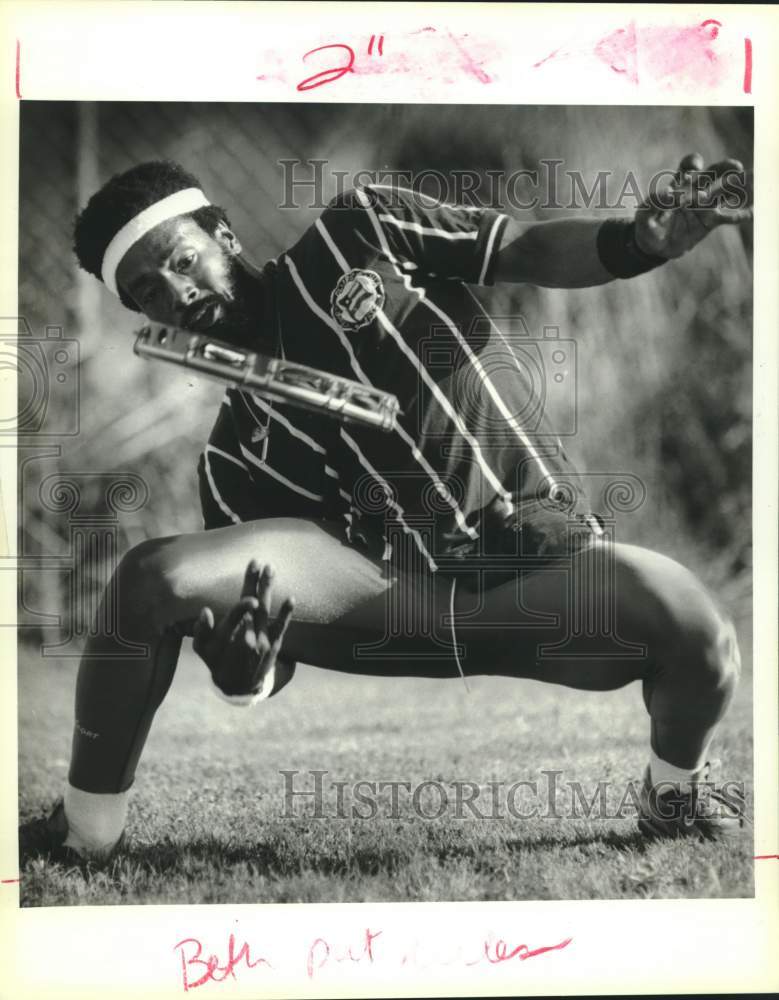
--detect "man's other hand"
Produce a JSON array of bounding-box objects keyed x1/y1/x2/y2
[
  {"x1": 193, "y1": 560, "x2": 295, "y2": 698},
  {"x1": 635, "y1": 153, "x2": 753, "y2": 260}
]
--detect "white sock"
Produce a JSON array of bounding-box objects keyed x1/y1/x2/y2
[
  {"x1": 63, "y1": 783, "x2": 129, "y2": 857},
  {"x1": 649, "y1": 749, "x2": 706, "y2": 793}
]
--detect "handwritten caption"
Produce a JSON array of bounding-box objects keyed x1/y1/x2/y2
[{"x1": 173, "y1": 926, "x2": 573, "y2": 991}]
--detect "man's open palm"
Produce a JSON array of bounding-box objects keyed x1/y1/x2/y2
[
  {"x1": 193, "y1": 560, "x2": 295, "y2": 698},
  {"x1": 635, "y1": 152, "x2": 753, "y2": 260}
]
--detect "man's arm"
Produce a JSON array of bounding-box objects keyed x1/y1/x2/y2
[
  {"x1": 492, "y1": 217, "x2": 615, "y2": 288},
  {"x1": 492, "y1": 153, "x2": 751, "y2": 288}
]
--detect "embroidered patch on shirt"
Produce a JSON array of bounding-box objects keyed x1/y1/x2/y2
[{"x1": 330, "y1": 268, "x2": 385, "y2": 332}]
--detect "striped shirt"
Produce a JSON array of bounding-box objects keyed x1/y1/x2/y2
[{"x1": 197, "y1": 185, "x2": 586, "y2": 574}]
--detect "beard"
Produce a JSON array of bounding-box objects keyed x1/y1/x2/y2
[{"x1": 182, "y1": 255, "x2": 268, "y2": 352}]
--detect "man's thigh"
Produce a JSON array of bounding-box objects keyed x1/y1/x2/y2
[
  {"x1": 454, "y1": 540, "x2": 724, "y2": 686},
  {"x1": 154, "y1": 524, "x2": 709, "y2": 684},
  {"x1": 156, "y1": 518, "x2": 460, "y2": 674}
]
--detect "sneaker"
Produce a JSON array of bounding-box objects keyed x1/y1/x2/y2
[{"x1": 637, "y1": 760, "x2": 746, "y2": 841}]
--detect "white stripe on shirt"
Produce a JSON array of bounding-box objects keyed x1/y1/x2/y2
[
  {"x1": 205, "y1": 443, "x2": 249, "y2": 472},
  {"x1": 367, "y1": 183, "x2": 506, "y2": 286},
  {"x1": 413, "y1": 282, "x2": 559, "y2": 494},
  {"x1": 202, "y1": 449, "x2": 242, "y2": 524},
  {"x1": 239, "y1": 443, "x2": 325, "y2": 503},
  {"x1": 315, "y1": 218, "x2": 479, "y2": 541},
  {"x1": 341, "y1": 428, "x2": 438, "y2": 573},
  {"x1": 477, "y1": 214, "x2": 506, "y2": 285},
  {"x1": 367, "y1": 184, "x2": 479, "y2": 212},
  {"x1": 377, "y1": 215, "x2": 479, "y2": 241},
  {"x1": 356, "y1": 186, "x2": 556, "y2": 497},
  {"x1": 243, "y1": 392, "x2": 326, "y2": 455},
  {"x1": 353, "y1": 186, "x2": 514, "y2": 510},
  {"x1": 285, "y1": 255, "x2": 372, "y2": 384}
]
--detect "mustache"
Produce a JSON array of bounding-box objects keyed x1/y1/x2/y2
[
  {"x1": 182, "y1": 294, "x2": 219, "y2": 326},
  {"x1": 182, "y1": 257, "x2": 244, "y2": 329}
]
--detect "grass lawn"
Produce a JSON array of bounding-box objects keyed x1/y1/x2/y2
[{"x1": 17, "y1": 601, "x2": 754, "y2": 905}]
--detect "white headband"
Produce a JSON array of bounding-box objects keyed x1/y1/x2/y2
[{"x1": 100, "y1": 187, "x2": 211, "y2": 295}]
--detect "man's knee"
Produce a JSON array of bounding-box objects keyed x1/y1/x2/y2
[
  {"x1": 655, "y1": 567, "x2": 741, "y2": 695},
  {"x1": 699, "y1": 615, "x2": 741, "y2": 694},
  {"x1": 618, "y1": 545, "x2": 741, "y2": 696},
  {"x1": 114, "y1": 534, "x2": 187, "y2": 633}
]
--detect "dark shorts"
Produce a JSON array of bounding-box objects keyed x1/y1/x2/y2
[
  {"x1": 351, "y1": 496, "x2": 604, "y2": 589},
  {"x1": 444, "y1": 496, "x2": 604, "y2": 589}
]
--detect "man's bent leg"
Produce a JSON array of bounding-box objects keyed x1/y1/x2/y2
[
  {"x1": 67, "y1": 518, "x2": 398, "y2": 800},
  {"x1": 64, "y1": 522, "x2": 740, "y2": 849},
  {"x1": 452, "y1": 541, "x2": 741, "y2": 772}
]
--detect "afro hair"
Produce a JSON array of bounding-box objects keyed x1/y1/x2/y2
[{"x1": 73, "y1": 160, "x2": 230, "y2": 310}]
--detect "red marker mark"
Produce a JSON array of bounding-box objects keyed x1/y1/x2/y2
[
  {"x1": 536, "y1": 19, "x2": 728, "y2": 90},
  {"x1": 700, "y1": 18, "x2": 721, "y2": 39},
  {"x1": 15, "y1": 39, "x2": 21, "y2": 99},
  {"x1": 483, "y1": 936, "x2": 573, "y2": 965},
  {"x1": 594, "y1": 23, "x2": 638, "y2": 83},
  {"x1": 306, "y1": 928, "x2": 382, "y2": 980},
  {"x1": 743, "y1": 37, "x2": 752, "y2": 93},
  {"x1": 754, "y1": 854, "x2": 779, "y2": 860},
  {"x1": 297, "y1": 43, "x2": 356, "y2": 91},
  {"x1": 285, "y1": 27, "x2": 498, "y2": 91},
  {"x1": 461, "y1": 935, "x2": 573, "y2": 968},
  {"x1": 174, "y1": 933, "x2": 271, "y2": 991},
  {"x1": 533, "y1": 45, "x2": 565, "y2": 69},
  {"x1": 1, "y1": 878, "x2": 20, "y2": 884},
  {"x1": 446, "y1": 29, "x2": 492, "y2": 83}
]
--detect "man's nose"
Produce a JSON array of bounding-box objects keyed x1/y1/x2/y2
[{"x1": 165, "y1": 272, "x2": 198, "y2": 307}]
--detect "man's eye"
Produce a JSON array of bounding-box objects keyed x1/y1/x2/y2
[{"x1": 178, "y1": 253, "x2": 196, "y2": 271}]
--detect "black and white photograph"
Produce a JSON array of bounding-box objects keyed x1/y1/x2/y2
[{"x1": 14, "y1": 99, "x2": 758, "y2": 909}]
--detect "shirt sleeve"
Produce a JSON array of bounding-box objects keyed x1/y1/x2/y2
[{"x1": 321, "y1": 184, "x2": 509, "y2": 286}]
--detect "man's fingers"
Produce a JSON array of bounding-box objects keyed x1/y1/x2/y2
[
  {"x1": 241, "y1": 559, "x2": 261, "y2": 600},
  {"x1": 256, "y1": 563, "x2": 274, "y2": 631},
  {"x1": 268, "y1": 596, "x2": 295, "y2": 649},
  {"x1": 712, "y1": 206, "x2": 754, "y2": 226},
  {"x1": 704, "y1": 166, "x2": 752, "y2": 226},
  {"x1": 672, "y1": 152, "x2": 705, "y2": 191},
  {"x1": 705, "y1": 157, "x2": 744, "y2": 180},
  {"x1": 230, "y1": 608, "x2": 256, "y2": 645},
  {"x1": 678, "y1": 152, "x2": 704, "y2": 175},
  {"x1": 215, "y1": 595, "x2": 260, "y2": 641},
  {"x1": 192, "y1": 606, "x2": 215, "y2": 654}
]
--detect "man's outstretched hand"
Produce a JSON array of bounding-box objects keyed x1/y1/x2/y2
[
  {"x1": 193, "y1": 560, "x2": 295, "y2": 698},
  {"x1": 635, "y1": 152, "x2": 753, "y2": 260}
]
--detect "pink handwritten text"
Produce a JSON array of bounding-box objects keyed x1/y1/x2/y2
[
  {"x1": 173, "y1": 926, "x2": 573, "y2": 989},
  {"x1": 173, "y1": 931, "x2": 272, "y2": 992}
]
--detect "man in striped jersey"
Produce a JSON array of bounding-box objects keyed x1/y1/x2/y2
[{"x1": 50, "y1": 154, "x2": 751, "y2": 857}]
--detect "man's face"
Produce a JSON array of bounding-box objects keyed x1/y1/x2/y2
[{"x1": 115, "y1": 216, "x2": 242, "y2": 333}]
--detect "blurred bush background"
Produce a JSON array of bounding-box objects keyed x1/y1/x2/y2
[{"x1": 16, "y1": 103, "x2": 752, "y2": 648}]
